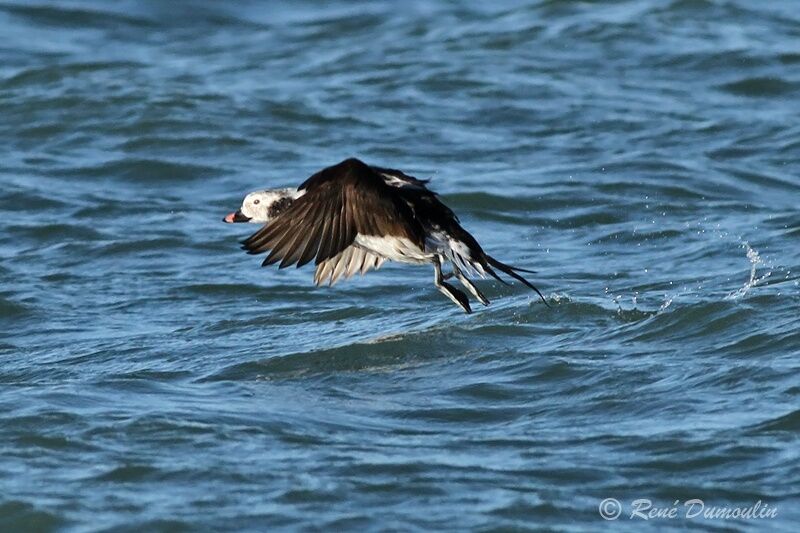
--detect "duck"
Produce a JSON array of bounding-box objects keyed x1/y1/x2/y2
[{"x1": 223, "y1": 157, "x2": 547, "y2": 313}]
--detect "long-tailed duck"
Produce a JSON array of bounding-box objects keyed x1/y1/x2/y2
[{"x1": 223, "y1": 157, "x2": 547, "y2": 313}]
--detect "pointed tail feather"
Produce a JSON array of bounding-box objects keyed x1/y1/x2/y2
[
  {"x1": 484, "y1": 265, "x2": 510, "y2": 286},
  {"x1": 484, "y1": 255, "x2": 550, "y2": 307},
  {"x1": 505, "y1": 264, "x2": 537, "y2": 274}
]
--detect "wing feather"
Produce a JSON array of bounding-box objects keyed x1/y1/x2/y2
[
  {"x1": 314, "y1": 250, "x2": 337, "y2": 285},
  {"x1": 313, "y1": 246, "x2": 386, "y2": 286},
  {"x1": 346, "y1": 247, "x2": 364, "y2": 279},
  {"x1": 261, "y1": 202, "x2": 316, "y2": 266},
  {"x1": 295, "y1": 200, "x2": 326, "y2": 267},
  {"x1": 244, "y1": 199, "x2": 313, "y2": 254},
  {"x1": 330, "y1": 247, "x2": 353, "y2": 285},
  {"x1": 315, "y1": 195, "x2": 339, "y2": 265}
]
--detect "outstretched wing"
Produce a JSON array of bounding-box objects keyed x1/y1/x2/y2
[{"x1": 241, "y1": 158, "x2": 423, "y2": 269}]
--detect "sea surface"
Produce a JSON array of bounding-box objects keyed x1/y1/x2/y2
[{"x1": 1, "y1": 0, "x2": 799, "y2": 531}]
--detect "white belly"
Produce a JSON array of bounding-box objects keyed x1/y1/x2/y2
[{"x1": 354, "y1": 234, "x2": 432, "y2": 264}]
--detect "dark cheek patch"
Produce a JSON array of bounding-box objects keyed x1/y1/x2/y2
[{"x1": 268, "y1": 197, "x2": 293, "y2": 217}]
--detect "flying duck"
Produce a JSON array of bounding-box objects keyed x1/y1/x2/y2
[{"x1": 223, "y1": 157, "x2": 547, "y2": 313}]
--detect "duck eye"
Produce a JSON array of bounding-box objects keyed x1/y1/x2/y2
[{"x1": 253, "y1": 199, "x2": 260, "y2": 205}]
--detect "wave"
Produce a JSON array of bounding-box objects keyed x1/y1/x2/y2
[
  {"x1": 0, "y1": 296, "x2": 32, "y2": 319},
  {"x1": 200, "y1": 337, "x2": 431, "y2": 381},
  {"x1": 718, "y1": 76, "x2": 798, "y2": 97},
  {"x1": 0, "y1": 189, "x2": 69, "y2": 211},
  {"x1": 117, "y1": 134, "x2": 252, "y2": 152},
  {"x1": 59, "y1": 158, "x2": 223, "y2": 182},
  {"x1": 4, "y1": 223, "x2": 105, "y2": 243},
  {"x1": 0, "y1": 501, "x2": 65, "y2": 531},
  {"x1": 1, "y1": 61, "x2": 145, "y2": 89},
  {"x1": 747, "y1": 409, "x2": 800, "y2": 434},
  {"x1": 0, "y1": 4, "x2": 154, "y2": 30}
]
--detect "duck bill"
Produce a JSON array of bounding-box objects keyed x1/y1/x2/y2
[{"x1": 223, "y1": 210, "x2": 251, "y2": 223}]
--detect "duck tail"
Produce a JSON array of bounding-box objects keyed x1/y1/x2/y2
[{"x1": 483, "y1": 254, "x2": 549, "y2": 307}]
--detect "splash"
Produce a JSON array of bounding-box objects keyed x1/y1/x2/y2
[
  {"x1": 726, "y1": 242, "x2": 771, "y2": 300},
  {"x1": 549, "y1": 292, "x2": 572, "y2": 305},
  {"x1": 658, "y1": 293, "x2": 674, "y2": 313},
  {"x1": 606, "y1": 291, "x2": 659, "y2": 322}
]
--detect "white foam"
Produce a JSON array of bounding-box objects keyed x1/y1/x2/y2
[{"x1": 726, "y1": 242, "x2": 772, "y2": 300}]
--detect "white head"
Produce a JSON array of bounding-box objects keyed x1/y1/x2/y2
[{"x1": 223, "y1": 188, "x2": 303, "y2": 224}]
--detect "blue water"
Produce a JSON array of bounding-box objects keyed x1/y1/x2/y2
[{"x1": 1, "y1": 1, "x2": 799, "y2": 531}]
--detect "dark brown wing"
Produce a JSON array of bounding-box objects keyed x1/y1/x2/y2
[{"x1": 241, "y1": 158, "x2": 424, "y2": 269}]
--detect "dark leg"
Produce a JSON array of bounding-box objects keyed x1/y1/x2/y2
[
  {"x1": 452, "y1": 264, "x2": 490, "y2": 306},
  {"x1": 433, "y1": 257, "x2": 472, "y2": 313}
]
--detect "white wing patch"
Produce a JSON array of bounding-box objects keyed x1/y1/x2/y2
[
  {"x1": 380, "y1": 172, "x2": 426, "y2": 190},
  {"x1": 314, "y1": 246, "x2": 386, "y2": 286}
]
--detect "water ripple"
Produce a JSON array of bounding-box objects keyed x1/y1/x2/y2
[{"x1": 2, "y1": 0, "x2": 799, "y2": 530}]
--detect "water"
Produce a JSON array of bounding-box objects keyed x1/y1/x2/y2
[{"x1": 1, "y1": 0, "x2": 799, "y2": 530}]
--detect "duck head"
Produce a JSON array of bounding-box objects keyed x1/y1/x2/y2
[{"x1": 223, "y1": 188, "x2": 302, "y2": 223}]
